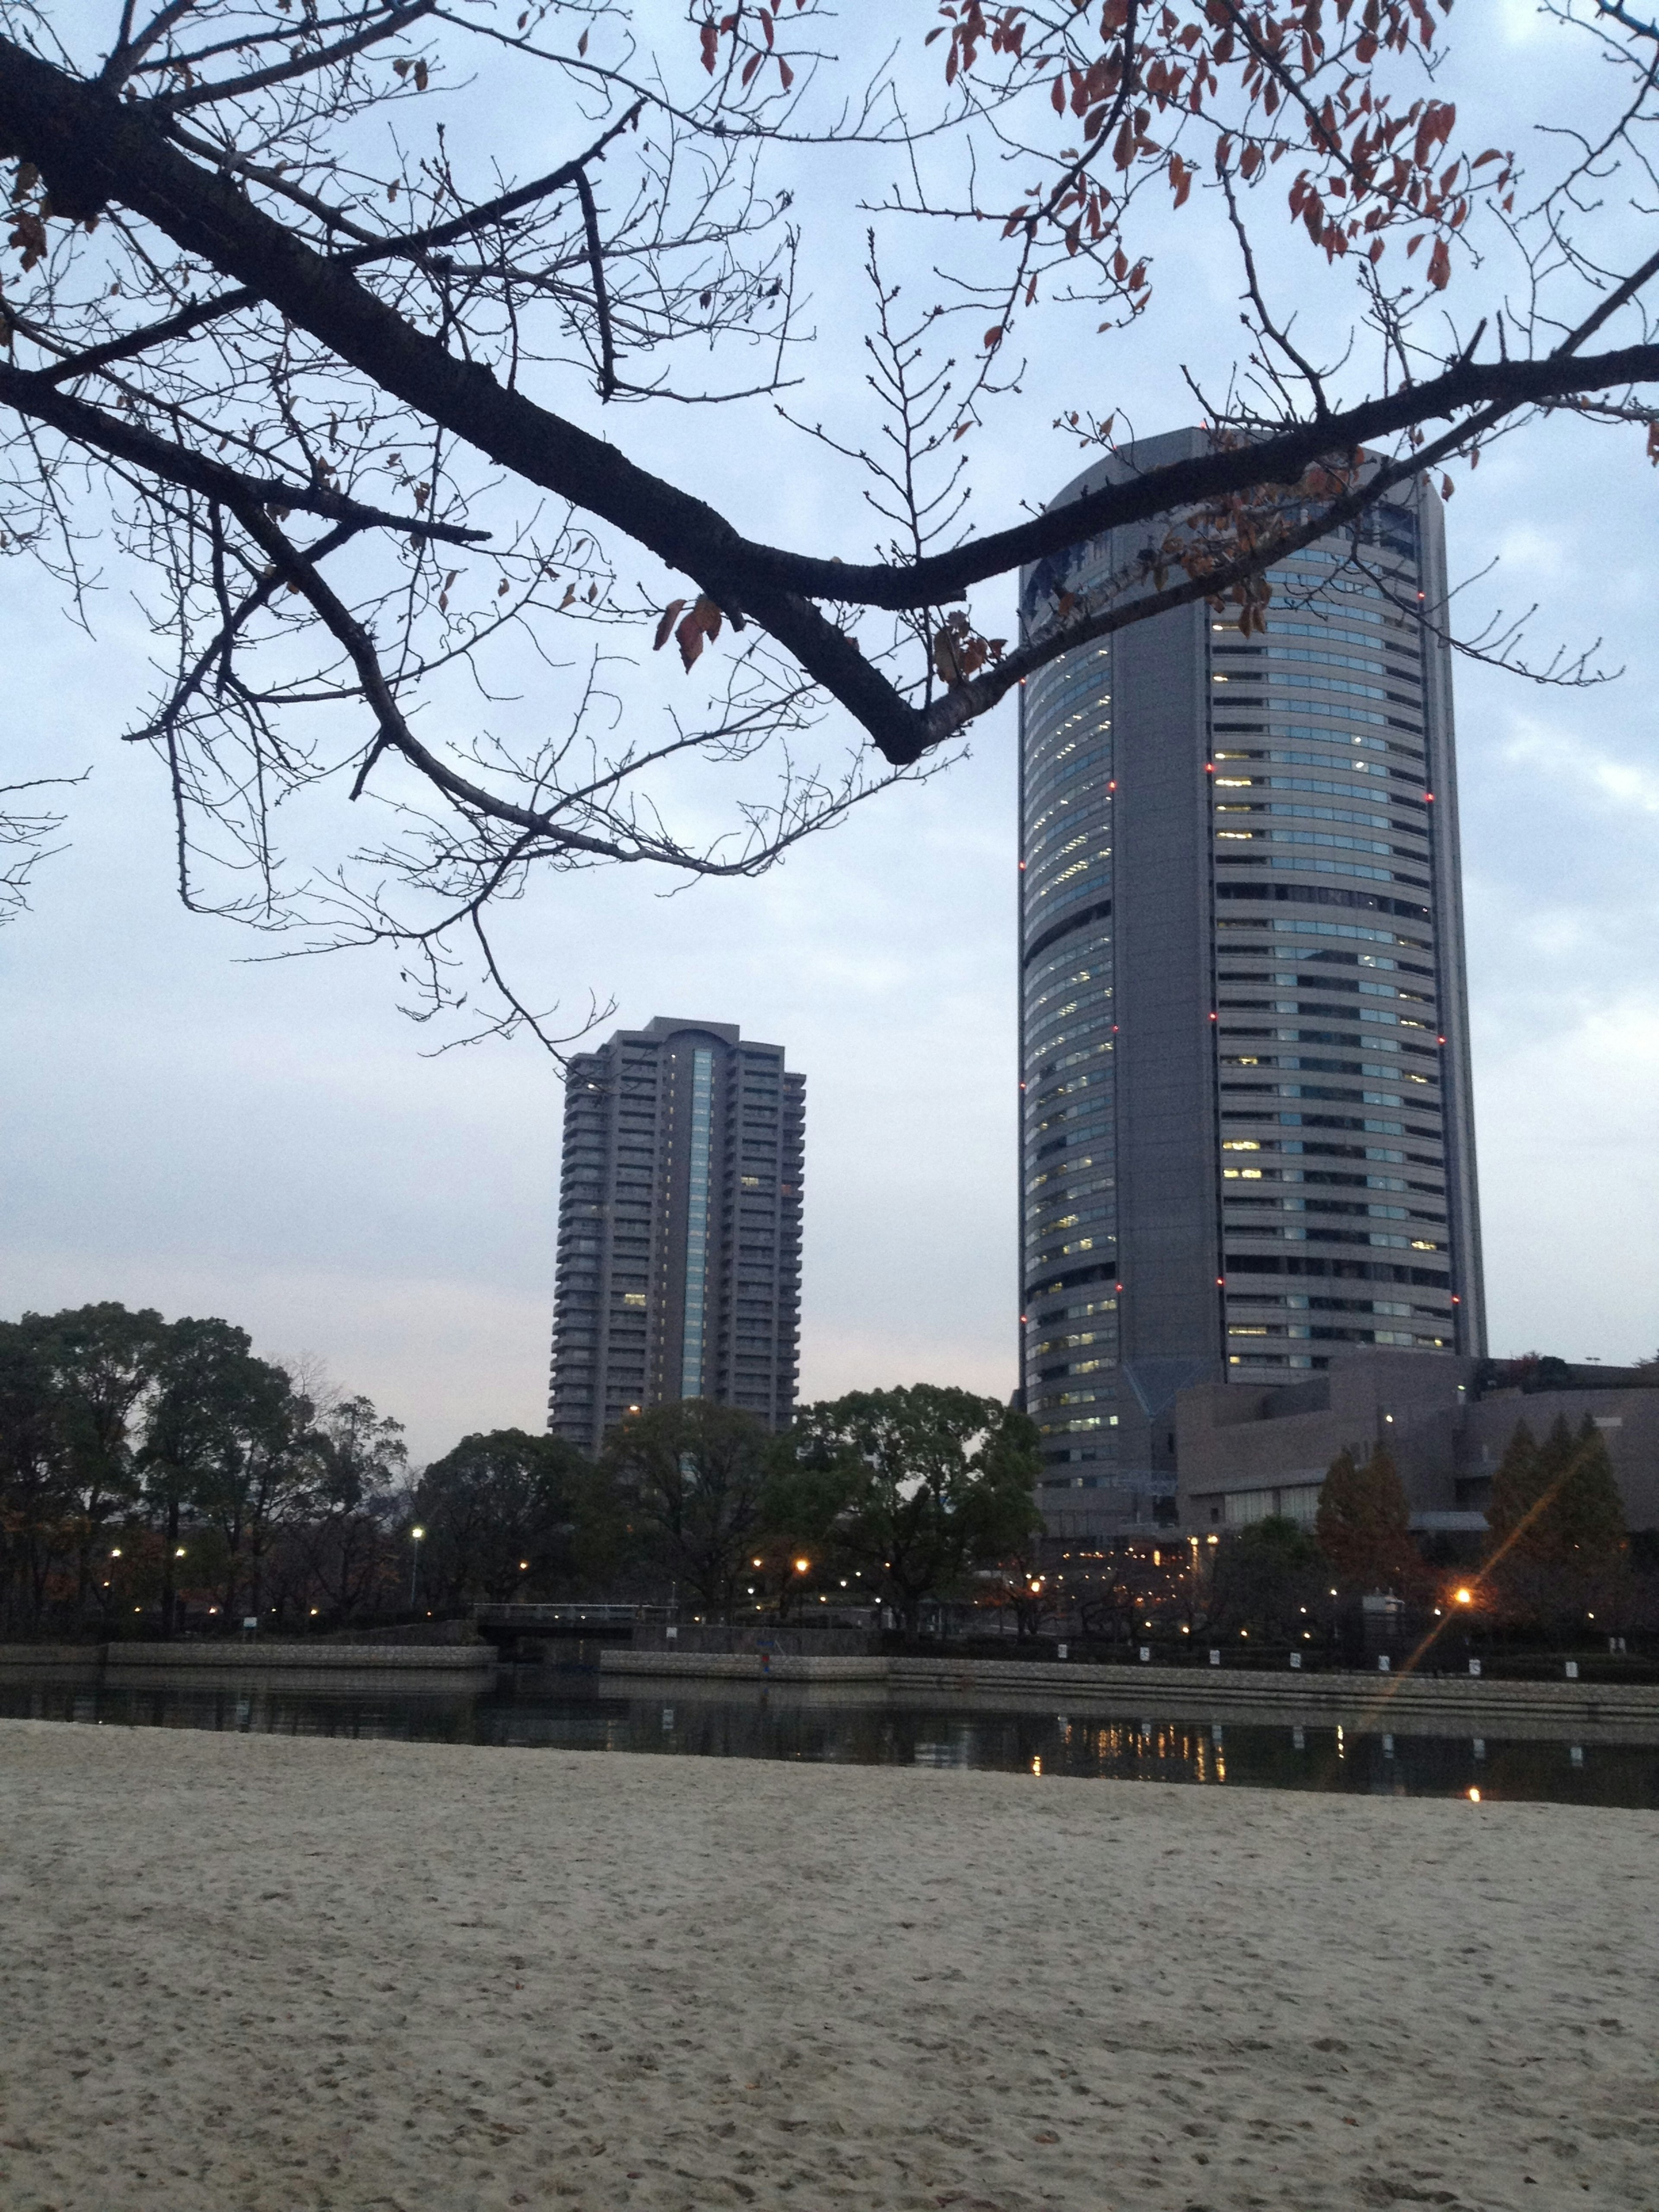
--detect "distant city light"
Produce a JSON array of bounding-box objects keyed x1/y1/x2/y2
[{"x1": 1455, "y1": 1587, "x2": 1472, "y2": 1605}]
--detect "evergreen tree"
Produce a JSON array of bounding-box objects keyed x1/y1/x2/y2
[
  {"x1": 1485, "y1": 1421, "x2": 1546, "y2": 1559},
  {"x1": 1315, "y1": 1443, "x2": 1416, "y2": 1593},
  {"x1": 1554, "y1": 1417, "x2": 1626, "y2": 1562}
]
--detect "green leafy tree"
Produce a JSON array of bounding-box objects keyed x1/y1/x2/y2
[
  {"x1": 1211, "y1": 1516, "x2": 1326, "y2": 1645},
  {"x1": 793, "y1": 1386, "x2": 1040, "y2": 1637},
  {"x1": 599, "y1": 1403, "x2": 779, "y2": 1617},
  {"x1": 191, "y1": 1357, "x2": 317, "y2": 1624},
  {"x1": 32, "y1": 1303, "x2": 165, "y2": 1612},
  {"x1": 0, "y1": 1324, "x2": 74, "y2": 1632},
  {"x1": 416, "y1": 1427, "x2": 596, "y2": 1608},
  {"x1": 1316, "y1": 1444, "x2": 1417, "y2": 1595},
  {"x1": 299, "y1": 1392, "x2": 409, "y2": 1623},
  {"x1": 140, "y1": 1316, "x2": 279, "y2": 1634}
]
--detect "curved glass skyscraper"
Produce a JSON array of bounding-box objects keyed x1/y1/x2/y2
[{"x1": 1019, "y1": 428, "x2": 1484, "y2": 1541}]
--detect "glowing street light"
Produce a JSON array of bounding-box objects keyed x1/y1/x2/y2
[
  {"x1": 793, "y1": 1557, "x2": 810, "y2": 1575},
  {"x1": 1455, "y1": 1587, "x2": 1473, "y2": 1605},
  {"x1": 409, "y1": 1524, "x2": 425, "y2": 1607}
]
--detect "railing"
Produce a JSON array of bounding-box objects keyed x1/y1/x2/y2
[{"x1": 471, "y1": 1602, "x2": 675, "y2": 1627}]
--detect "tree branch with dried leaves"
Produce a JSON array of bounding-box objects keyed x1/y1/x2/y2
[{"x1": 3, "y1": 0, "x2": 1658, "y2": 1041}]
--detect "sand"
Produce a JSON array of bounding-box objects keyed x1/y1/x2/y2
[{"x1": 2, "y1": 1722, "x2": 1656, "y2": 2212}]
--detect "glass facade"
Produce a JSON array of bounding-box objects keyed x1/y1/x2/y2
[
  {"x1": 1020, "y1": 639, "x2": 1122, "y2": 1483},
  {"x1": 1019, "y1": 432, "x2": 1483, "y2": 1538},
  {"x1": 548, "y1": 1020, "x2": 804, "y2": 1451},
  {"x1": 680, "y1": 1046, "x2": 715, "y2": 1399},
  {"x1": 1210, "y1": 531, "x2": 1469, "y2": 1374}
]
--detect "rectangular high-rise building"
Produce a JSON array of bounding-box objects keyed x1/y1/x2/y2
[
  {"x1": 547, "y1": 1017, "x2": 804, "y2": 1453},
  {"x1": 1019, "y1": 428, "x2": 1485, "y2": 1543}
]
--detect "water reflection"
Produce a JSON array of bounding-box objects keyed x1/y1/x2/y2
[{"x1": 3, "y1": 1666, "x2": 1657, "y2": 1808}]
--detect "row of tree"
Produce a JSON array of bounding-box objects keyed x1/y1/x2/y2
[
  {"x1": 0, "y1": 1303, "x2": 410, "y2": 1635},
  {"x1": 383, "y1": 1388, "x2": 1043, "y2": 1634},
  {"x1": 1052, "y1": 1418, "x2": 1641, "y2": 1654},
  {"x1": 1315, "y1": 1414, "x2": 1630, "y2": 1627},
  {"x1": 2, "y1": 1300, "x2": 1645, "y2": 1647},
  {"x1": 0, "y1": 1305, "x2": 1043, "y2": 1637}
]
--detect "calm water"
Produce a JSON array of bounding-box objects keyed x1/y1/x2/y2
[{"x1": 4, "y1": 1665, "x2": 1658, "y2": 1807}]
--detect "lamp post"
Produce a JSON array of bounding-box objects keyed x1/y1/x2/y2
[{"x1": 409, "y1": 1525, "x2": 425, "y2": 1608}]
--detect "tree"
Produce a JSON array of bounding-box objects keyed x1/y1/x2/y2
[
  {"x1": 794, "y1": 1386, "x2": 1040, "y2": 1636},
  {"x1": 414, "y1": 1424, "x2": 604, "y2": 1608},
  {"x1": 3, "y1": 3, "x2": 1658, "y2": 1031},
  {"x1": 1486, "y1": 1420, "x2": 1546, "y2": 1563},
  {"x1": 1315, "y1": 1443, "x2": 1417, "y2": 1596},
  {"x1": 1210, "y1": 1514, "x2": 1325, "y2": 1645},
  {"x1": 0, "y1": 1303, "x2": 165, "y2": 1623},
  {"x1": 0, "y1": 1322, "x2": 75, "y2": 1632},
  {"x1": 138, "y1": 1313, "x2": 288, "y2": 1633},
  {"x1": 1484, "y1": 1414, "x2": 1627, "y2": 1635},
  {"x1": 1554, "y1": 1417, "x2": 1626, "y2": 1563},
  {"x1": 297, "y1": 1390, "x2": 408, "y2": 1621},
  {"x1": 599, "y1": 1401, "x2": 779, "y2": 1617},
  {"x1": 38, "y1": 1303, "x2": 164, "y2": 1611}
]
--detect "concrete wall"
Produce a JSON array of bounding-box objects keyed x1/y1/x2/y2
[
  {"x1": 1457, "y1": 1391, "x2": 1659, "y2": 1531},
  {"x1": 1178, "y1": 1349, "x2": 1659, "y2": 1531}
]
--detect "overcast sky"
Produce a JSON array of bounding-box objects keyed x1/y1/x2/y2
[{"x1": 4, "y1": 1, "x2": 1657, "y2": 1461}]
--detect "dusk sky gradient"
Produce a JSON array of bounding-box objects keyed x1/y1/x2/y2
[{"x1": 4, "y1": 0, "x2": 1657, "y2": 1459}]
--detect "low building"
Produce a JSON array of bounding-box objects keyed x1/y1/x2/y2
[{"x1": 1176, "y1": 1350, "x2": 1659, "y2": 1536}]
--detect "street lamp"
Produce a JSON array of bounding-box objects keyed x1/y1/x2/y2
[{"x1": 409, "y1": 1525, "x2": 425, "y2": 1607}]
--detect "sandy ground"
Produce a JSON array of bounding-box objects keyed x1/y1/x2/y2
[{"x1": 3, "y1": 1722, "x2": 1656, "y2": 2212}]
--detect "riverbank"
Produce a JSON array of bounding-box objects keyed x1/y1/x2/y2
[
  {"x1": 0, "y1": 1641, "x2": 494, "y2": 1672},
  {"x1": 602, "y1": 1645, "x2": 1659, "y2": 1727},
  {"x1": 3, "y1": 1722, "x2": 1655, "y2": 2211}
]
